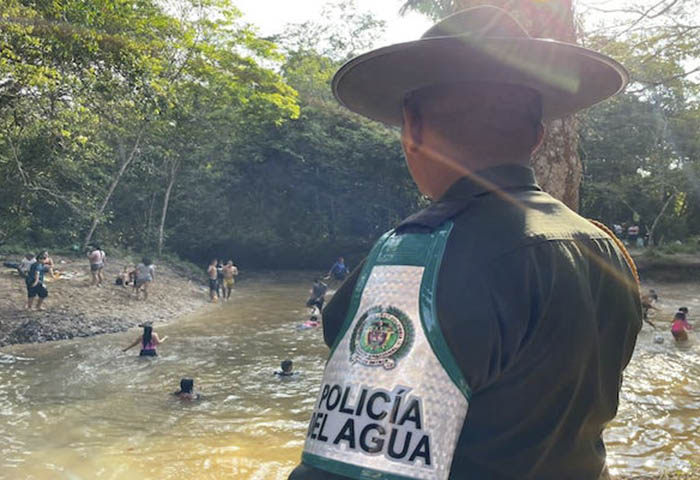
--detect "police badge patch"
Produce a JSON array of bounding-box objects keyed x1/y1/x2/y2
[{"x1": 350, "y1": 305, "x2": 414, "y2": 370}]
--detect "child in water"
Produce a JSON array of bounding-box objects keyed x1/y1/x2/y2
[
  {"x1": 299, "y1": 313, "x2": 320, "y2": 330},
  {"x1": 173, "y1": 378, "x2": 200, "y2": 400},
  {"x1": 671, "y1": 307, "x2": 692, "y2": 342},
  {"x1": 274, "y1": 359, "x2": 298, "y2": 377}
]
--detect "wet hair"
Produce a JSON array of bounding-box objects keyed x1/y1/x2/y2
[
  {"x1": 142, "y1": 257, "x2": 152, "y2": 266},
  {"x1": 142, "y1": 325, "x2": 153, "y2": 348},
  {"x1": 281, "y1": 360, "x2": 293, "y2": 372},
  {"x1": 679, "y1": 307, "x2": 689, "y2": 313},
  {"x1": 180, "y1": 378, "x2": 194, "y2": 394},
  {"x1": 36, "y1": 253, "x2": 47, "y2": 261},
  {"x1": 93, "y1": 244, "x2": 101, "y2": 250}
]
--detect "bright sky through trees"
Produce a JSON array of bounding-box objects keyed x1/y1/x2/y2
[
  {"x1": 233, "y1": 0, "x2": 643, "y2": 49},
  {"x1": 234, "y1": 0, "x2": 431, "y2": 47}
]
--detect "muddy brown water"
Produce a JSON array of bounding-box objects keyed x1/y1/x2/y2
[{"x1": 0, "y1": 273, "x2": 697, "y2": 479}]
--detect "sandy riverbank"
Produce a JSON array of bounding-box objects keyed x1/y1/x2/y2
[{"x1": 0, "y1": 254, "x2": 210, "y2": 347}]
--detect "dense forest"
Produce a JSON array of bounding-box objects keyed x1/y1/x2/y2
[{"x1": 1, "y1": 0, "x2": 699, "y2": 268}]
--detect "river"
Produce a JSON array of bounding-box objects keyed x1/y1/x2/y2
[{"x1": 0, "y1": 273, "x2": 698, "y2": 479}]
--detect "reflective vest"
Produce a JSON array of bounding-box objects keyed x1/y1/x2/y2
[{"x1": 302, "y1": 222, "x2": 471, "y2": 480}]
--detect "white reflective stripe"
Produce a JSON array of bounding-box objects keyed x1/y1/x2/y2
[{"x1": 304, "y1": 265, "x2": 468, "y2": 480}]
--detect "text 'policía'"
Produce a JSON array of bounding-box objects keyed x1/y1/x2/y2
[{"x1": 306, "y1": 383, "x2": 431, "y2": 467}]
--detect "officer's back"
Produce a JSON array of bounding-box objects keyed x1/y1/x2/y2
[{"x1": 289, "y1": 6, "x2": 640, "y2": 479}]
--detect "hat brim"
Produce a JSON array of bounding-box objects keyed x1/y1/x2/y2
[{"x1": 332, "y1": 35, "x2": 628, "y2": 125}]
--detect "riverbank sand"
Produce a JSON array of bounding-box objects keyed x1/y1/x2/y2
[{"x1": 0, "y1": 254, "x2": 208, "y2": 347}]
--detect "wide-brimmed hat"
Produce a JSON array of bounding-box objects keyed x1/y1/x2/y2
[{"x1": 332, "y1": 5, "x2": 628, "y2": 125}]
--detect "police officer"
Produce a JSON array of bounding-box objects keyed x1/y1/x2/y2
[{"x1": 289, "y1": 6, "x2": 641, "y2": 480}]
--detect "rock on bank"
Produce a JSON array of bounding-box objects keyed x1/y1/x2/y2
[{"x1": 0, "y1": 254, "x2": 208, "y2": 347}]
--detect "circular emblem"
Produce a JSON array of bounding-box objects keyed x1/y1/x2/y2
[{"x1": 350, "y1": 306, "x2": 414, "y2": 370}]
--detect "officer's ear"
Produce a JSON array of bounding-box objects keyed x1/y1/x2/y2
[
  {"x1": 401, "y1": 94, "x2": 423, "y2": 153},
  {"x1": 531, "y1": 122, "x2": 545, "y2": 154}
]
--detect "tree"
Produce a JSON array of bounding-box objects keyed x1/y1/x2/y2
[
  {"x1": 400, "y1": 0, "x2": 582, "y2": 209},
  {"x1": 0, "y1": 0, "x2": 298, "y2": 254},
  {"x1": 578, "y1": 20, "x2": 700, "y2": 247},
  {"x1": 161, "y1": 1, "x2": 420, "y2": 268}
]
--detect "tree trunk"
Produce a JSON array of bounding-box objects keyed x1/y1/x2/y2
[
  {"x1": 647, "y1": 192, "x2": 676, "y2": 247},
  {"x1": 147, "y1": 191, "x2": 157, "y2": 244},
  {"x1": 157, "y1": 159, "x2": 180, "y2": 256},
  {"x1": 532, "y1": 117, "x2": 581, "y2": 209},
  {"x1": 83, "y1": 130, "x2": 144, "y2": 248}
]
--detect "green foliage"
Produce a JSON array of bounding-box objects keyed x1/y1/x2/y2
[
  {"x1": 0, "y1": 0, "x2": 299, "y2": 260},
  {"x1": 2, "y1": 0, "x2": 700, "y2": 269},
  {"x1": 166, "y1": 1, "x2": 420, "y2": 268},
  {"x1": 579, "y1": 17, "x2": 700, "y2": 247}
]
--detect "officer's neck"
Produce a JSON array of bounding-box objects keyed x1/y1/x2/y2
[{"x1": 411, "y1": 146, "x2": 530, "y2": 201}]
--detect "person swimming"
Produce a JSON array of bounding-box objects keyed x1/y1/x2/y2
[
  {"x1": 297, "y1": 312, "x2": 320, "y2": 330},
  {"x1": 274, "y1": 359, "x2": 298, "y2": 377},
  {"x1": 123, "y1": 323, "x2": 168, "y2": 356},
  {"x1": 173, "y1": 378, "x2": 200, "y2": 400},
  {"x1": 671, "y1": 307, "x2": 692, "y2": 342}
]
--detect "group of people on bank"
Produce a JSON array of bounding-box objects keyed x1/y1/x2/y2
[
  {"x1": 612, "y1": 222, "x2": 647, "y2": 248},
  {"x1": 114, "y1": 258, "x2": 157, "y2": 300},
  {"x1": 4, "y1": 244, "x2": 160, "y2": 311}
]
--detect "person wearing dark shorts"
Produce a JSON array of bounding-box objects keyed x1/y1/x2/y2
[
  {"x1": 26, "y1": 254, "x2": 49, "y2": 310},
  {"x1": 87, "y1": 244, "x2": 106, "y2": 286},
  {"x1": 207, "y1": 259, "x2": 219, "y2": 302},
  {"x1": 123, "y1": 323, "x2": 168, "y2": 356}
]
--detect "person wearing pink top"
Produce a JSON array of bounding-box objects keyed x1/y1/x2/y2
[
  {"x1": 123, "y1": 323, "x2": 168, "y2": 357},
  {"x1": 671, "y1": 307, "x2": 692, "y2": 342}
]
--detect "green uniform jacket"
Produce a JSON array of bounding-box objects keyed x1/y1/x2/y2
[{"x1": 290, "y1": 164, "x2": 642, "y2": 480}]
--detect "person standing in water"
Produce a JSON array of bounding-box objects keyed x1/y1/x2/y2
[
  {"x1": 207, "y1": 259, "x2": 218, "y2": 302},
  {"x1": 326, "y1": 257, "x2": 349, "y2": 281},
  {"x1": 671, "y1": 307, "x2": 692, "y2": 342},
  {"x1": 222, "y1": 260, "x2": 238, "y2": 300},
  {"x1": 123, "y1": 323, "x2": 167, "y2": 356},
  {"x1": 641, "y1": 289, "x2": 659, "y2": 327},
  {"x1": 289, "y1": 7, "x2": 641, "y2": 480},
  {"x1": 306, "y1": 278, "x2": 328, "y2": 314}
]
